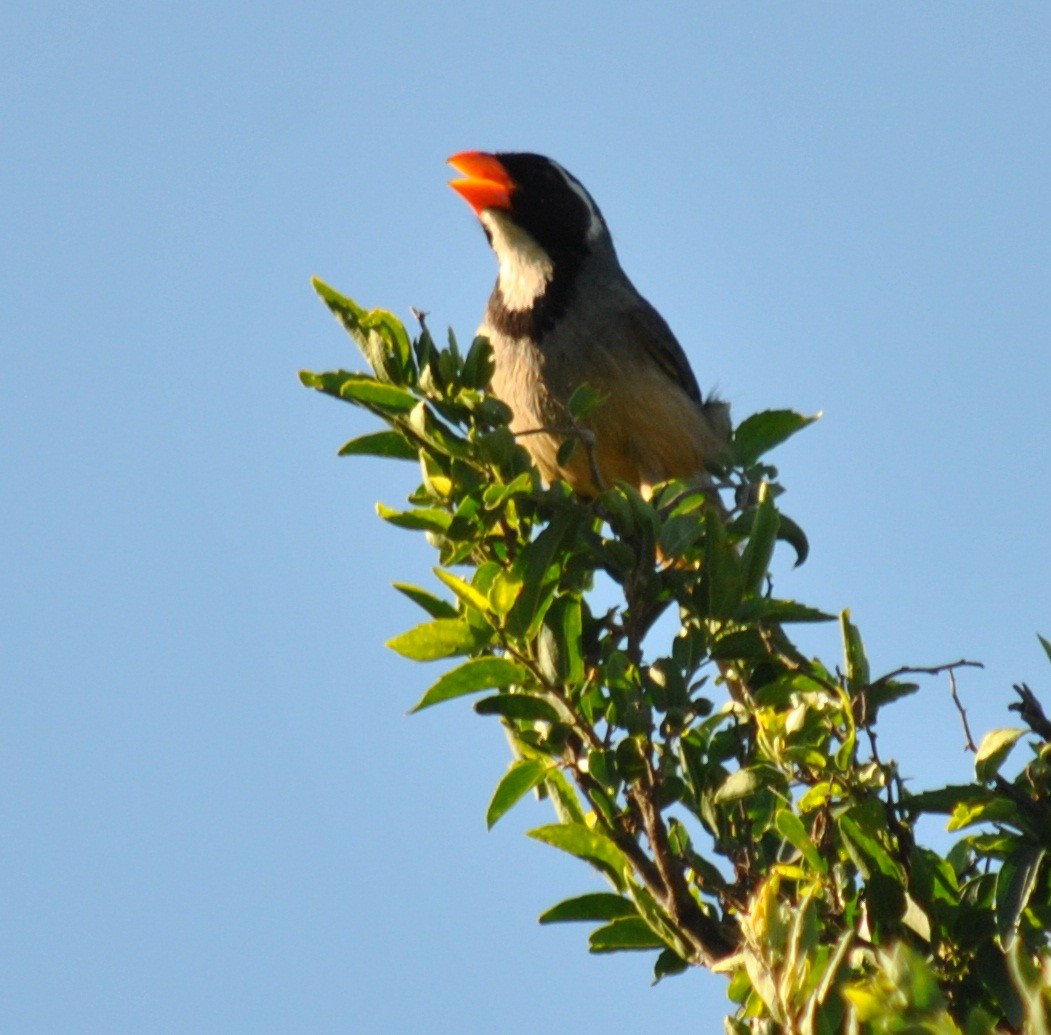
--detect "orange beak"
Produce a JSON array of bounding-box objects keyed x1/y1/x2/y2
[{"x1": 447, "y1": 151, "x2": 515, "y2": 216}]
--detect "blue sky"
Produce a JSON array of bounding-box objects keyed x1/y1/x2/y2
[{"x1": 3, "y1": 3, "x2": 1049, "y2": 1031}]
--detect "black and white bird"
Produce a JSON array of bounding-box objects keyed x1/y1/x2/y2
[{"x1": 447, "y1": 150, "x2": 730, "y2": 497}]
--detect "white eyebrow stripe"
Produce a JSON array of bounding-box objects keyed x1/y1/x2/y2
[{"x1": 551, "y1": 160, "x2": 603, "y2": 243}]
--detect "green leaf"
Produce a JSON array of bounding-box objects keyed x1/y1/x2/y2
[
  {"x1": 486, "y1": 570, "x2": 523, "y2": 617},
  {"x1": 392, "y1": 582, "x2": 457, "y2": 619},
  {"x1": 863, "y1": 678, "x2": 920, "y2": 718},
  {"x1": 410, "y1": 657, "x2": 527, "y2": 711},
  {"x1": 1038, "y1": 633, "x2": 1051, "y2": 666},
  {"x1": 542, "y1": 770, "x2": 587, "y2": 825},
  {"x1": 505, "y1": 511, "x2": 578, "y2": 638},
  {"x1": 741, "y1": 484, "x2": 779, "y2": 594},
  {"x1": 567, "y1": 383, "x2": 607, "y2": 421},
  {"x1": 776, "y1": 513, "x2": 810, "y2": 568},
  {"x1": 538, "y1": 893, "x2": 637, "y2": 925},
  {"x1": 481, "y1": 471, "x2": 536, "y2": 510},
  {"x1": 658, "y1": 514, "x2": 704, "y2": 559},
  {"x1": 407, "y1": 401, "x2": 472, "y2": 458},
  {"x1": 537, "y1": 595, "x2": 585, "y2": 685},
  {"x1": 474, "y1": 694, "x2": 559, "y2": 723},
  {"x1": 337, "y1": 429, "x2": 417, "y2": 460},
  {"x1": 588, "y1": 917, "x2": 666, "y2": 953},
  {"x1": 798, "y1": 780, "x2": 845, "y2": 812},
  {"x1": 432, "y1": 568, "x2": 491, "y2": 615},
  {"x1": 904, "y1": 784, "x2": 989, "y2": 815},
  {"x1": 864, "y1": 871, "x2": 906, "y2": 934},
  {"x1": 311, "y1": 279, "x2": 413, "y2": 384},
  {"x1": 839, "y1": 812, "x2": 899, "y2": 880},
  {"x1": 486, "y1": 759, "x2": 551, "y2": 828},
  {"x1": 338, "y1": 374, "x2": 417, "y2": 412},
  {"x1": 775, "y1": 809, "x2": 827, "y2": 874},
  {"x1": 652, "y1": 948, "x2": 690, "y2": 983},
  {"x1": 948, "y1": 796, "x2": 1024, "y2": 832},
  {"x1": 840, "y1": 610, "x2": 870, "y2": 691},
  {"x1": 528, "y1": 823, "x2": 629, "y2": 889},
  {"x1": 703, "y1": 507, "x2": 742, "y2": 618},
  {"x1": 733, "y1": 409, "x2": 818, "y2": 466},
  {"x1": 376, "y1": 502, "x2": 452, "y2": 534},
  {"x1": 555, "y1": 436, "x2": 579, "y2": 469},
  {"x1": 735, "y1": 599, "x2": 834, "y2": 624},
  {"x1": 461, "y1": 334, "x2": 495, "y2": 389},
  {"x1": 974, "y1": 727, "x2": 1026, "y2": 781},
  {"x1": 387, "y1": 618, "x2": 487, "y2": 660},
  {"x1": 996, "y1": 845, "x2": 1046, "y2": 949}
]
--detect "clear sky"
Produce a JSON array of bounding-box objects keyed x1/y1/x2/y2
[{"x1": 4, "y1": 3, "x2": 1050, "y2": 1032}]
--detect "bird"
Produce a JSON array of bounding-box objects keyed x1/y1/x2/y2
[
  {"x1": 446, "y1": 150, "x2": 730, "y2": 499},
  {"x1": 447, "y1": 153, "x2": 743, "y2": 966}
]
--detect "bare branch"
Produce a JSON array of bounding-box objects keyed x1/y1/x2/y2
[{"x1": 948, "y1": 667, "x2": 978, "y2": 754}]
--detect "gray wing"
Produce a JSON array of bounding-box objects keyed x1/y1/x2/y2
[{"x1": 624, "y1": 294, "x2": 703, "y2": 404}]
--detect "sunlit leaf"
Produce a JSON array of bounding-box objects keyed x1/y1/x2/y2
[
  {"x1": 840, "y1": 610, "x2": 870, "y2": 691},
  {"x1": 376, "y1": 502, "x2": 452, "y2": 533},
  {"x1": 433, "y1": 568, "x2": 491, "y2": 615},
  {"x1": 337, "y1": 430, "x2": 417, "y2": 460},
  {"x1": 528, "y1": 823, "x2": 629, "y2": 889},
  {"x1": 410, "y1": 656, "x2": 527, "y2": 711},
  {"x1": 387, "y1": 618, "x2": 489, "y2": 661},
  {"x1": 487, "y1": 759, "x2": 551, "y2": 828},
  {"x1": 974, "y1": 728, "x2": 1026, "y2": 782},
  {"x1": 774, "y1": 809, "x2": 827, "y2": 874}
]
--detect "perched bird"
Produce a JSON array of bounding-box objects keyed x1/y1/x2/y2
[{"x1": 447, "y1": 151, "x2": 730, "y2": 497}]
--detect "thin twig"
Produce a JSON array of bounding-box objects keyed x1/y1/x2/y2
[
  {"x1": 873, "y1": 658, "x2": 984, "y2": 685},
  {"x1": 948, "y1": 667, "x2": 978, "y2": 753}
]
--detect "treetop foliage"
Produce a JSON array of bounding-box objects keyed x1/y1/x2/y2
[{"x1": 303, "y1": 279, "x2": 1050, "y2": 1034}]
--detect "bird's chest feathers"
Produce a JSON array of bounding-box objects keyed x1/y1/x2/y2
[{"x1": 482, "y1": 210, "x2": 554, "y2": 312}]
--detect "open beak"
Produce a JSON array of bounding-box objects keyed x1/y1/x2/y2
[{"x1": 447, "y1": 151, "x2": 515, "y2": 216}]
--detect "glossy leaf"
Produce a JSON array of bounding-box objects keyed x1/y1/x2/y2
[
  {"x1": 337, "y1": 430, "x2": 417, "y2": 460},
  {"x1": 376, "y1": 502, "x2": 452, "y2": 534},
  {"x1": 774, "y1": 809, "x2": 827, "y2": 874},
  {"x1": 588, "y1": 917, "x2": 666, "y2": 953},
  {"x1": 338, "y1": 374, "x2": 417, "y2": 412},
  {"x1": 410, "y1": 656, "x2": 528, "y2": 711},
  {"x1": 474, "y1": 694, "x2": 560, "y2": 723},
  {"x1": 487, "y1": 759, "x2": 551, "y2": 828},
  {"x1": 974, "y1": 727, "x2": 1026, "y2": 782},
  {"x1": 538, "y1": 893, "x2": 637, "y2": 925},
  {"x1": 538, "y1": 595, "x2": 584, "y2": 685},
  {"x1": 528, "y1": 824, "x2": 629, "y2": 889},
  {"x1": 432, "y1": 568, "x2": 491, "y2": 614},
  {"x1": 387, "y1": 618, "x2": 488, "y2": 661}
]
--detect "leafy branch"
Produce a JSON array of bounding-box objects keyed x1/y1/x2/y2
[{"x1": 304, "y1": 279, "x2": 1051, "y2": 1033}]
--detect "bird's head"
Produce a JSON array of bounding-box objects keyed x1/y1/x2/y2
[{"x1": 448, "y1": 151, "x2": 614, "y2": 314}]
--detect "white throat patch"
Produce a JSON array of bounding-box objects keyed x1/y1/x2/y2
[{"x1": 481, "y1": 209, "x2": 554, "y2": 312}]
